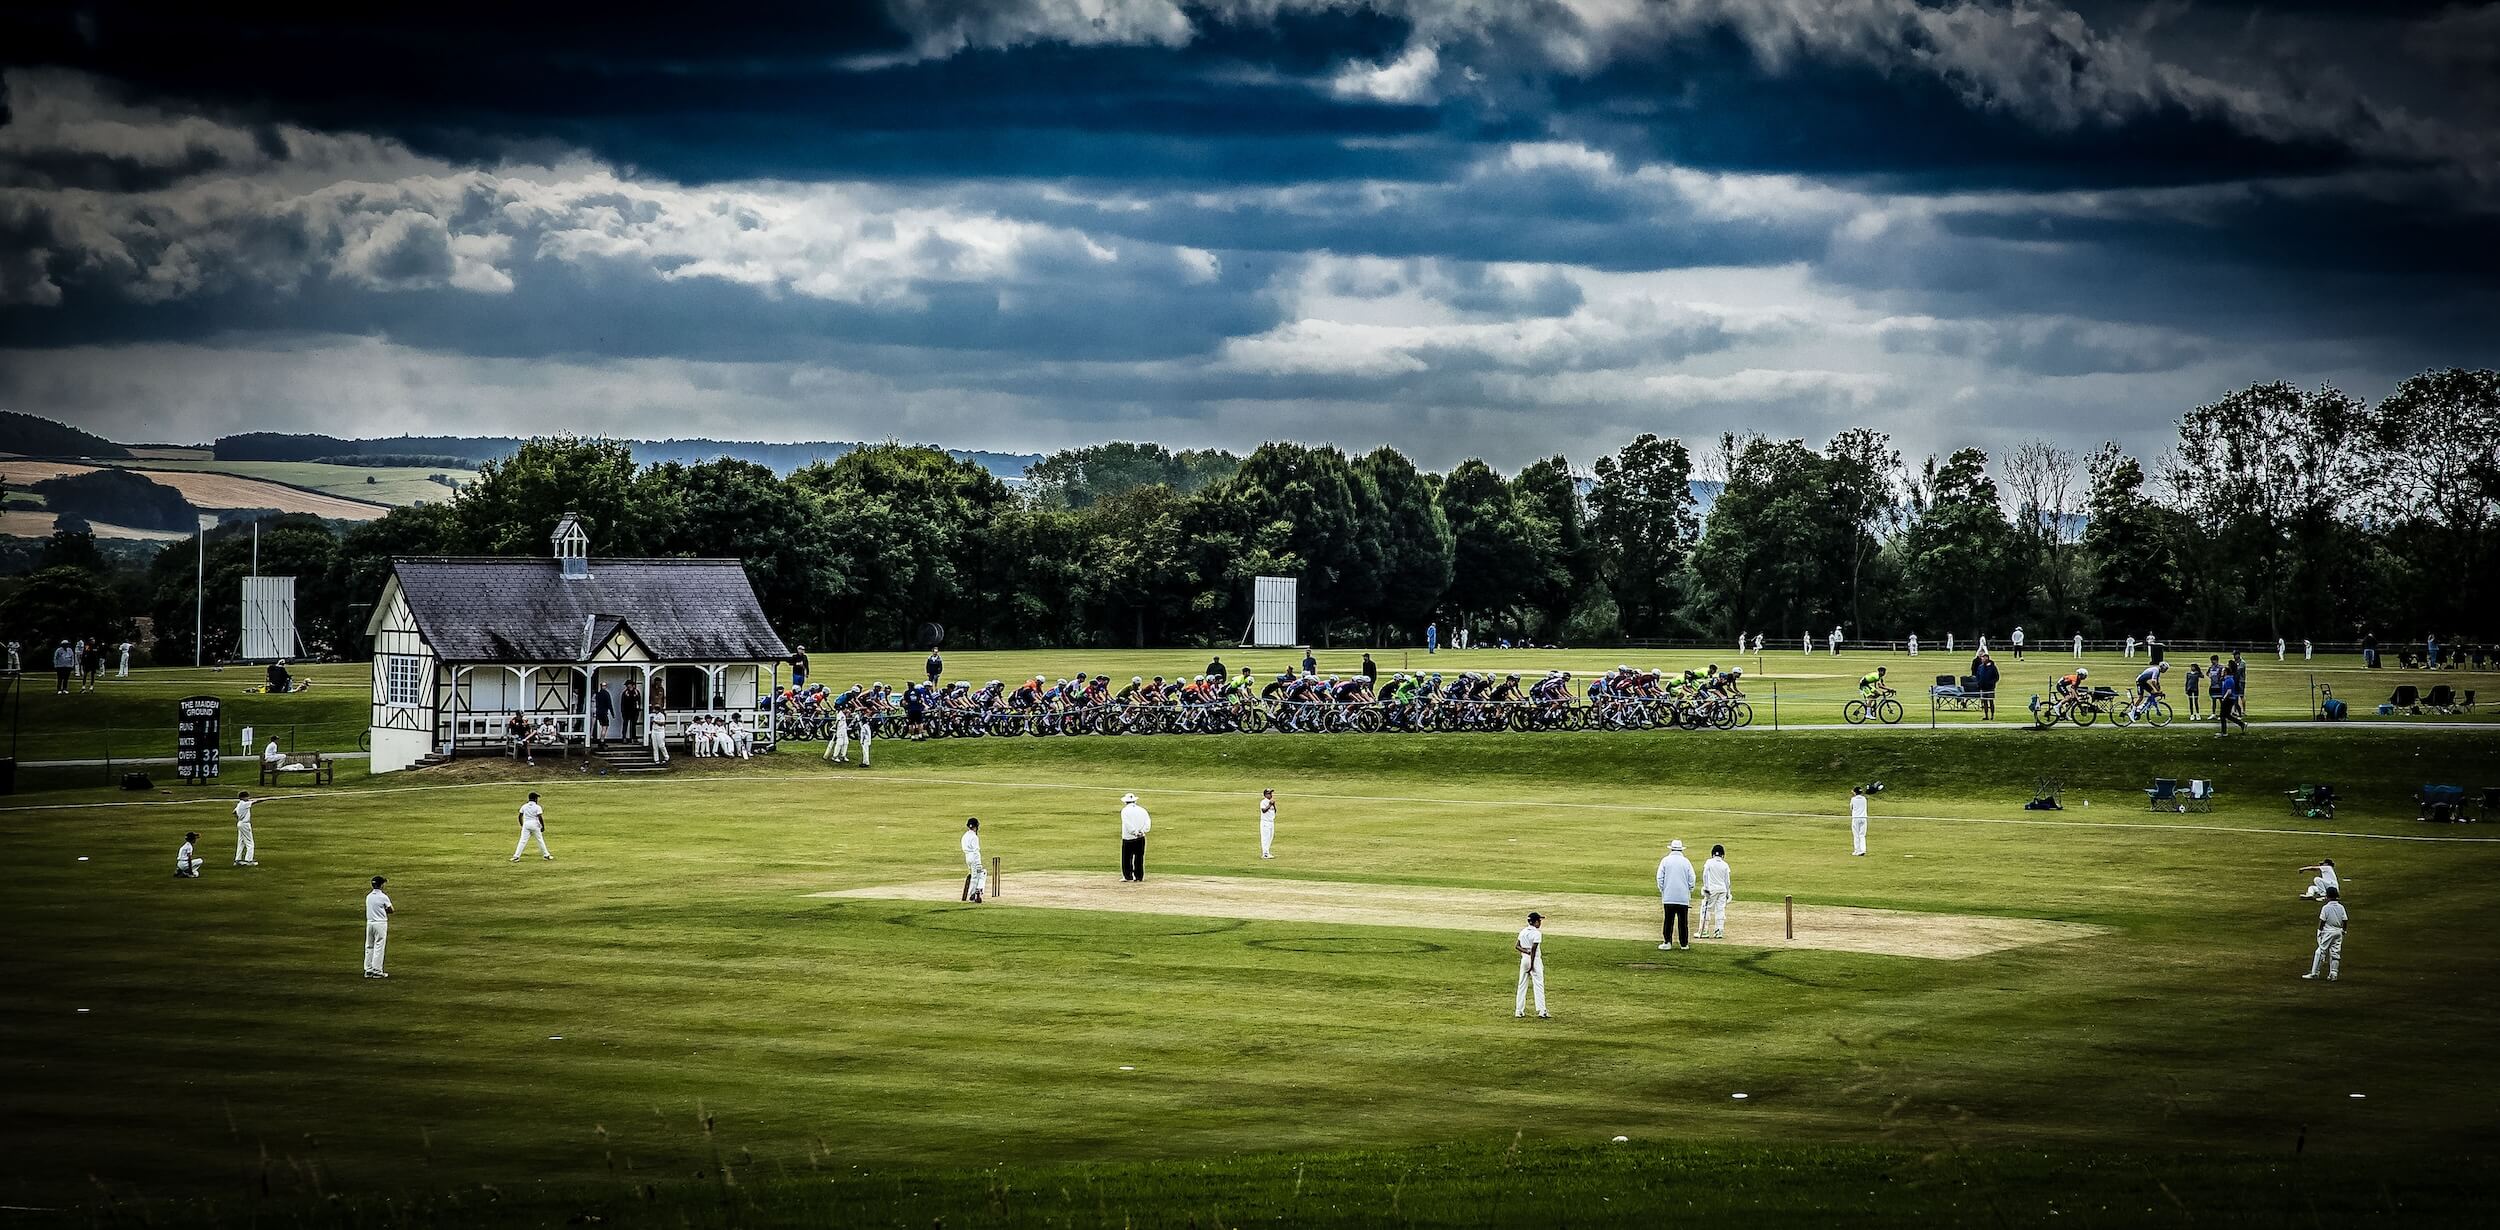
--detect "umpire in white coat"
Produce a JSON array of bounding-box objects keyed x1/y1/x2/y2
[
  {"x1": 1656, "y1": 839, "x2": 1696, "y2": 950},
  {"x1": 1119, "y1": 793, "x2": 1151, "y2": 881}
]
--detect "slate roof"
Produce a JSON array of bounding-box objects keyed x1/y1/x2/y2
[{"x1": 387, "y1": 557, "x2": 790, "y2": 663}]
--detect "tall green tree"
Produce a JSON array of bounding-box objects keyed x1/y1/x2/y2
[
  {"x1": 788, "y1": 444, "x2": 1011, "y2": 649},
  {"x1": 2078, "y1": 444, "x2": 2179, "y2": 638},
  {"x1": 1441, "y1": 459, "x2": 1565, "y2": 637},
  {"x1": 2369, "y1": 369, "x2": 2500, "y2": 633},
  {"x1": 454, "y1": 436, "x2": 657, "y2": 557},
  {"x1": 1024, "y1": 443, "x2": 1240, "y2": 510},
  {"x1": 1892, "y1": 448, "x2": 2017, "y2": 635},
  {"x1": 1353, "y1": 447, "x2": 1454, "y2": 644},
  {"x1": 1688, "y1": 435, "x2": 1831, "y2": 637},
  {"x1": 2164, "y1": 382, "x2": 2367, "y2": 638},
  {"x1": 1821, "y1": 428, "x2": 1902, "y2": 637},
  {"x1": 1211, "y1": 443, "x2": 1375, "y2": 635},
  {"x1": 1588, "y1": 433, "x2": 1698, "y2": 637},
  {"x1": 1511, "y1": 456, "x2": 1592, "y2": 631}
]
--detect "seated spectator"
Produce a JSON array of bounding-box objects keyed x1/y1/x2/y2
[
  {"x1": 263, "y1": 738, "x2": 286, "y2": 770},
  {"x1": 728, "y1": 714, "x2": 754, "y2": 758},
  {"x1": 506, "y1": 713, "x2": 531, "y2": 758},
  {"x1": 266, "y1": 660, "x2": 293, "y2": 693}
]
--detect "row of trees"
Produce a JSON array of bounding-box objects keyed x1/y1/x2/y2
[{"x1": 6, "y1": 369, "x2": 2493, "y2": 660}]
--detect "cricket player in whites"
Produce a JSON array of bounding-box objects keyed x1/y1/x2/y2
[
  {"x1": 233, "y1": 791, "x2": 258, "y2": 866},
  {"x1": 2297, "y1": 859, "x2": 2340, "y2": 900},
  {"x1": 1258, "y1": 788, "x2": 1277, "y2": 859},
  {"x1": 364, "y1": 876, "x2": 394, "y2": 978},
  {"x1": 2303, "y1": 886, "x2": 2347, "y2": 982},
  {"x1": 512, "y1": 792, "x2": 553, "y2": 861},
  {"x1": 1514, "y1": 911, "x2": 1549, "y2": 1019},
  {"x1": 1850, "y1": 786, "x2": 1871, "y2": 856},
  {"x1": 962, "y1": 817, "x2": 986, "y2": 903},
  {"x1": 1700, "y1": 844, "x2": 1733, "y2": 939}
]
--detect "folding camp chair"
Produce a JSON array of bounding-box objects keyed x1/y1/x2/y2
[
  {"x1": 2145, "y1": 778, "x2": 2179, "y2": 812},
  {"x1": 2182, "y1": 779, "x2": 2214, "y2": 813},
  {"x1": 2285, "y1": 784, "x2": 2337, "y2": 820},
  {"x1": 2426, "y1": 684, "x2": 2460, "y2": 714},
  {"x1": 2387, "y1": 685, "x2": 2421, "y2": 715}
]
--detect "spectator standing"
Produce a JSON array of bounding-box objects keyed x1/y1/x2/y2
[
  {"x1": 2148, "y1": 635, "x2": 2165, "y2": 666},
  {"x1": 2213, "y1": 669, "x2": 2247, "y2": 737},
  {"x1": 79, "y1": 639, "x2": 100, "y2": 691},
  {"x1": 1361, "y1": 653, "x2": 1378, "y2": 682},
  {"x1": 2185, "y1": 662, "x2": 2205, "y2": 719},
  {"x1": 1301, "y1": 648, "x2": 1317, "y2": 675},
  {"x1": 1119, "y1": 793, "x2": 1151, "y2": 882},
  {"x1": 1426, "y1": 622, "x2": 1438, "y2": 654},
  {"x1": 2362, "y1": 632, "x2": 2380, "y2": 669},
  {"x1": 2427, "y1": 634, "x2": 2440, "y2": 670},
  {"x1": 1655, "y1": 840, "x2": 1696, "y2": 951},
  {"x1": 363, "y1": 876, "x2": 394, "y2": 978},
  {"x1": 788, "y1": 645, "x2": 809, "y2": 688},
  {"x1": 592, "y1": 684, "x2": 614, "y2": 747},
  {"x1": 1207, "y1": 654, "x2": 1227, "y2": 679},
  {"x1": 926, "y1": 649, "x2": 943, "y2": 686},
  {"x1": 621, "y1": 678, "x2": 644, "y2": 742},
  {"x1": 1970, "y1": 651, "x2": 2000, "y2": 721},
  {"x1": 52, "y1": 640, "x2": 73, "y2": 693}
]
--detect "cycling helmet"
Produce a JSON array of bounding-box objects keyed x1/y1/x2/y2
[
  {"x1": 2078, "y1": 667, "x2": 2091, "y2": 678},
  {"x1": 987, "y1": 679, "x2": 1001, "y2": 687},
  {"x1": 1132, "y1": 676, "x2": 1143, "y2": 684}
]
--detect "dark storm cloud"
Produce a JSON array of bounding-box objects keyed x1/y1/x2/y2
[{"x1": 1, "y1": 1, "x2": 2495, "y2": 465}]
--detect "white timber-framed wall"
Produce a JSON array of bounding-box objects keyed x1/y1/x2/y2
[{"x1": 367, "y1": 577, "x2": 437, "y2": 774}]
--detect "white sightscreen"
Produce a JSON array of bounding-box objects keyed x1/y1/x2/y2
[
  {"x1": 240, "y1": 576, "x2": 298, "y2": 661},
  {"x1": 1250, "y1": 575, "x2": 1299, "y2": 647}
]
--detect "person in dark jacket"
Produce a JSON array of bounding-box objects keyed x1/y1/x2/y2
[
  {"x1": 592, "y1": 685, "x2": 615, "y2": 747},
  {"x1": 1970, "y1": 651, "x2": 2001, "y2": 720},
  {"x1": 1361, "y1": 653, "x2": 1378, "y2": 682}
]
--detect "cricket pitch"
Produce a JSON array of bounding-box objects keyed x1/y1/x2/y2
[{"x1": 813, "y1": 872, "x2": 2104, "y2": 960}]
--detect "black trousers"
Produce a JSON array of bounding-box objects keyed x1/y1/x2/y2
[
  {"x1": 1121, "y1": 836, "x2": 1146, "y2": 881},
  {"x1": 55, "y1": 667, "x2": 71, "y2": 692},
  {"x1": 1662, "y1": 903, "x2": 1690, "y2": 946}
]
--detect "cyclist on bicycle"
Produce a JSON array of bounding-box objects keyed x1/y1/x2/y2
[
  {"x1": 1259, "y1": 673, "x2": 1291, "y2": 702},
  {"x1": 2134, "y1": 661, "x2": 2168, "y2": 702},
  {"x1": 1490, "y1": 673, "x2": 1524, "y2": 703},
  {"x1": 1008, "y1": 676, "x2": 1044, "y2": 711},
  {"x1": 1859, "y1": 666, "x2": 1891, "y2": 697},
  {"x1": 2056, "y1": 668, "x2": 2090, "y2": 709}
]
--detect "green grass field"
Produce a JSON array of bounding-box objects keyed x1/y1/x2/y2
[{"x1": 3, "y1": 653, "x2": 2497, "y2": 1225}]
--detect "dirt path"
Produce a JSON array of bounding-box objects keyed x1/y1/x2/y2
[{"x1": 815, "y1": 871, "x2": 2103, "y2": 960}]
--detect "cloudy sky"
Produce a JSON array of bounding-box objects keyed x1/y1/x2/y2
[{"x1": 2, "y1": 1, "x2": 2495, "y2": 469}]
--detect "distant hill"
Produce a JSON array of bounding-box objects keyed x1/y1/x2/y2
[
  {"x1": 213, "y1": 433, "x2": 1042, "y2": 480},
  {"x1": 0, "y1": 412, "x2": 132, "y2": 459}
]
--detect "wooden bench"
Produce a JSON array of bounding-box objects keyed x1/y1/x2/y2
[{"x1": 260, "y1": 753, "x2": 337, "y2": 786}]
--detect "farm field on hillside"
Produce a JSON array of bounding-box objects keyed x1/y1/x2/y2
[{"x1": 0, "y1": 460, "x2": 392, "y2": 519}]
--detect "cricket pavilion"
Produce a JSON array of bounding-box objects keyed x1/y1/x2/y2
[{"x1": 364, "y1": 514, "x2": 792, "y2": 773}]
